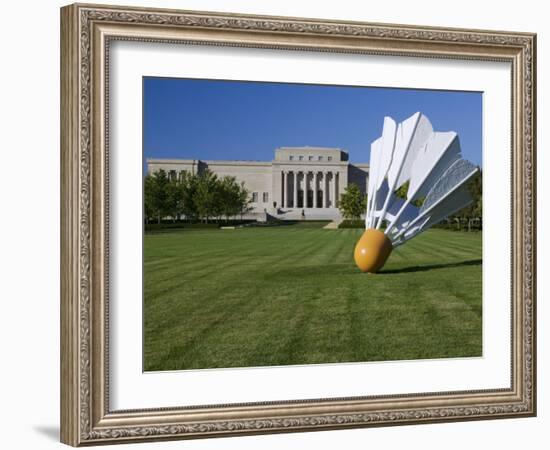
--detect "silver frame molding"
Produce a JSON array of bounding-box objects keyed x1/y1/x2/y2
[{"x1": 60, "y1": 3, "x2": 536, "y2": 446}]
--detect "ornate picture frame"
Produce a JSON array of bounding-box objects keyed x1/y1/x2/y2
[{"x1": 60, "y1": 3, "x2": 536, "y2": 446}]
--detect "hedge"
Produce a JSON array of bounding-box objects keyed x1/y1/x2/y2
[{"x1": 338, "y1": 219, "x2": 365, "y2": 229}]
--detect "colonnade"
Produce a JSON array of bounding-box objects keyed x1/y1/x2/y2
[{"x1": 280, "y1": 171, "x2": 339, "y2": 209}]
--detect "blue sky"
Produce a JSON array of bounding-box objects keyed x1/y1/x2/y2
[{"x1": 143, "y1": 77, "x2": 482, "y2": 167}]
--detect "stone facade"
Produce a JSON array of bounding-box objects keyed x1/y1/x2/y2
[{"x1": 147, "y1": 146, "x2": 369, "y2": 221}]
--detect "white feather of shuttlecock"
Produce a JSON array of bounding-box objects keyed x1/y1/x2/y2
[{"x1": 365, "y1": 112, "x2": 479, "y2": 247}]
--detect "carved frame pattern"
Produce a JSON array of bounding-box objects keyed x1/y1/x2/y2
[{"x1": 60, "y1": 3, "x2": 536, "y2": 446}]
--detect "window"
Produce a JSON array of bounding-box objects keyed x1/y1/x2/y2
[
  {"x1": 289, "y1": 155, "x2": 294, "y2": 161},
  {"x1": 308, "y1": 155, "x2": 313, "y2": 161},
  {"x1": 318, "y1": 156, "x2": 323, "y2": 161},
  {"x1": 252, "y1": 192, "x2": 258, "y2": 203},
  {"x1": 327, "y1": 156, "x2": 333, "y2": 161},
  {"x1": 263, "y1": 192, "x2": 269, "y2": 203},
  {"x1": 299, "y1": 156, "x2": 304, "y2": 161}
]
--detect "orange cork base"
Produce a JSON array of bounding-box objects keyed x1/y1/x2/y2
[{"x1": 353, "y1": 228, "x2": 393, "y2": 273}]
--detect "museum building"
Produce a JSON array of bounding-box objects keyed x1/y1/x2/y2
[{"x1": 147, "y1": 147, "x2": 369, "y2": 221}]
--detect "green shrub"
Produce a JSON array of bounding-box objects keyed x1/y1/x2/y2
[
  {"x1": 433, "y1": 218, "x2": 482, "y2": 232},
  {"x1": 338, "y1": 219, "x2": 365, "y2": 229},
  {"x1": 145, "y1": 222, "x2": 220, "y2": 233}
]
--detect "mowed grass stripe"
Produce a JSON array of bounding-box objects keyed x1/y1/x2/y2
[
  {"x1": 144, "y1": 227, "x2": 343, "y2": 368},
  {"x1": 418, "y1": 236, "x2": 481, "y2": 258},
  {"x1": 144, "y1": 225, "x2": 482, "y2": 370}
]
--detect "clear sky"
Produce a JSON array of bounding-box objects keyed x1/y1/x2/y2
[{"x1": 143, "y1": 77, "x2": 482, "y2": 167}]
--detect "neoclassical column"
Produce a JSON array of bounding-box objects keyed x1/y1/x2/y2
[
  {"x1": 313, "y1": 172, "x2": 318, "y2": 208},
  {"x1": 281, "y1": 171, "x2": 287, "y2": 208},
  {"x1": 302, "y1": 171, "x2": 308, "y2": 208},
  {"x1": 289, "y1": 171, "x2": 294, "y2": 208},
  {"x1": 285, "y1": 171, "x2": 290, "y2": 208},
  {"x1": 293, "y1": 171, "x2": 298, "y2": 208},
  {"x1": 322, "y1": 172, "x2": 327, "y2": 208},
  {"x1": 306, "y1": 171, "x2": 311, "y2": 208},
  {"x1": 332, "y1": 172, "x2": 338, "y2": 208}
]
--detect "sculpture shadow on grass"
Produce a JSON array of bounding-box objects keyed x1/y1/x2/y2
[
  {"x1": 380, "y1": 258, "x2": 482, "y2": 274},
  {"x1": 262, "y1": 259, "x2": 481, "y2": 279}
]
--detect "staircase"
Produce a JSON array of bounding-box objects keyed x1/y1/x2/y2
[{"x1": 323, "y1": 221, "x2": 340, "y2": 229}]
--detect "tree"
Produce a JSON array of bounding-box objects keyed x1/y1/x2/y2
[
  {"x1": 210, "y1": 177, "x2": 225, "y2": 221},
  {"x1": 179, "y1": 171, "x2": 198, "y2": 221},
  {"x1": 447, "y1": 168, "x2": 482, "y2": 230},
  {"x1": 166, "y1": 179, "x2": 184, "y2": 222},
  {"x1": 194, "y1": 170, "x2": 219, "y2": 223},
  {"x1": 460, "y1": 168, "x2": 482, "y2": 218},
  {"x1": 237, "y1": 182, "x2": 253, "y2": 220},
  {"x1": 143, "y1": 169, "x2": 170, "y2": 224},
  {"x1": 394, "y1": 180, "x2": 424, "y2": 207},
  {"x1": 338, "y1": 183, "x2": 367, "y2": 220},
  {"x1": 218, "y1": 176, "x2": 241, "y2": 221},
  {"x1": 144, "y1": 174, "x2": 156, "y2": 224}
]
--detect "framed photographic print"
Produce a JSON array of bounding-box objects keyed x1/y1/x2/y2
[{"x1": 60, "y1": 3, "x2": 537, "y2": 446}]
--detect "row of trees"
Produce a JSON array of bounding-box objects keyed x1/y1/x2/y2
[
  {"x1": 144, "y1": 169, "x2": 253, "y2": 223},
  {"x1": 338, "y1": 170, "x2": 483, "y2": 229}
]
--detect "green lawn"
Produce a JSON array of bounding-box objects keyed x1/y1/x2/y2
[{"x1": 143, "y1": 223, "x2": 482, "y2": 371}]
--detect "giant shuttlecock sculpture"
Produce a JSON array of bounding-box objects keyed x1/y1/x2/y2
[{"x1": 354, "y1": 112, "x2": 479, "y2": 273}]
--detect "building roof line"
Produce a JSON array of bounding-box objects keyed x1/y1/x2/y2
[
  {"x1": 147, "y1": 158, "x2": 369, "y2": 168},
  {"x1": 276, "y1": 146, "x2": 348, "y2": 152}
]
